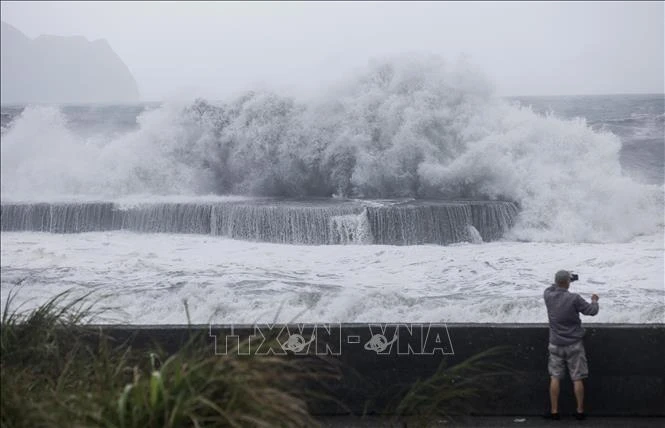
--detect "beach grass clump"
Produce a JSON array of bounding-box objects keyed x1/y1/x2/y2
[
  {"x1": 0, "y1": 290, "x2": 333, "y2": 427},
  {"x1": 1, "y1": 289, "x2": 511, "y2": 427},
  {"x1": 393, "y1": 346, "x2": 515, "y2": 426}
]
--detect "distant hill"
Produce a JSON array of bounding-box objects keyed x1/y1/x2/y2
[{"x1": 1, "y1": 21, "x2": 140, "y2": 104}]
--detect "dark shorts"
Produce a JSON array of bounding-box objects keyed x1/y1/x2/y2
[{"x1": 548, "y1": 341, "x2": 588, "y2": 381}]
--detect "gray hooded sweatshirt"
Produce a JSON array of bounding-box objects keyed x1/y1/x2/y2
[{"x1": 544, "y1": 284, "x2": 599, "y2": 346}]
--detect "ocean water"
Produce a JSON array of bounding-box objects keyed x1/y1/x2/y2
[
  {"x1": 1, "y1": 56, "x2": 663, "y2": 323},
  {"x1": 1, "y1": 231, "x2": 662, "y2": 324}
]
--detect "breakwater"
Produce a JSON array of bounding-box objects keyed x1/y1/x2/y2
[{"x1": 1, "y1": 199, "x2": 519, "y2": 245}]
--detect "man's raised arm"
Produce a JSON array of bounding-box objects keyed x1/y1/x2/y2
[{"x1": 576, "y1": 294, "x2": 599, "y2": 316}]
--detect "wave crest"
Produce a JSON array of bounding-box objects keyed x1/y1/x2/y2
[{"x1": 1, "y1": 54, "x2": 662, "y2": 242}]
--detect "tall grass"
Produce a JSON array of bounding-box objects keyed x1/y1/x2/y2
[
  {"x1": 0, "y1": 290, "x2": 335, "y2": 427},
  {"x1": 1, "y1": 290, "x2": 510, "y2": 427},
  {"x1": 393, "y1": 346, "x2": 516, "y2": 426}
]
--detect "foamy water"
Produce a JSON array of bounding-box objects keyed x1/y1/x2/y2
[
  {"x1": 1, "y1": 55, "x2": 663, "y2": 325},
  {"x1": 1, "y1": 231, "x2": 662, "y2": 324},
  {"x1": 2, "y1": 56, "x2": 663, "y2": 244}
]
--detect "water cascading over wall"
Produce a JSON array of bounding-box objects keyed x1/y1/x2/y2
[
  {"x1": 209, "y1": 202, "x2": 365, "y2": 244},
  {"x1": 0, "y1": 200, "x2": 519, "y2": 245}
]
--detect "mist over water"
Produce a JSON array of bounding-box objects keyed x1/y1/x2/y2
[{"x1": 1, "y1": 55, "x2": 663, "y2": 243}]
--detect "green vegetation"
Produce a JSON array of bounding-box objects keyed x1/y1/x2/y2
[
  {"x1": 393, "y1": 346, "x2": 514, "y2": 427},
  {"x1": 1, "y1": 291, "x2": 511, "y2": 427},
  {"x1": 1, "y1": 291, "x2": 335, "y2": 427}
]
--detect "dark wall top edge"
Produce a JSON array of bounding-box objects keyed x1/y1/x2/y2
[{"x1": 85, "y1": 323, "x2": 665, "y2": 330}]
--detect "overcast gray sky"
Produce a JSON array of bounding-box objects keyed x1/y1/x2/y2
[{"x1": 2, "y1": 1, "x2": 663, "y2": 101}]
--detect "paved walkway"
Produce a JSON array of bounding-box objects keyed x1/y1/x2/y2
[{"x1": 318, "y1": 416, "x2": 664, "y2": 427}]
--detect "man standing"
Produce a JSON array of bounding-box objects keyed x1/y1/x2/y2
[{"x1": 544, "y1": 270, "x2": 599, "y2": 420}]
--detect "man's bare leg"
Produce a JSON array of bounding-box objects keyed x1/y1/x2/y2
[
  {"x1": 574, "y1": 380, "x2": 584, "y2": 413},
  {"x1": 549, "y1": 376, "x2": 560, "y2": 414}
]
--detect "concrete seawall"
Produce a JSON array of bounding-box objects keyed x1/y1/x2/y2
[
  {"x1": 0, "y1": 200, "x2": 518, "y2": 244},
  {"x1": 88, "y1": 323, "x2": 665, "y2": 416}
]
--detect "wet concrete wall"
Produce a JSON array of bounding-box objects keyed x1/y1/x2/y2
[{"x1": 88, "y1": 323, "x2": 665, "y2": 416}]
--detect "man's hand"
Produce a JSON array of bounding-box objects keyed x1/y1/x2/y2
[{"x1": 591, "y1": 294, "x2": 599, "y2": 302}]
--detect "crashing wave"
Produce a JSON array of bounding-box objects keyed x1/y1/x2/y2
[{"x1": 1, "y1": 54, "x2": 662, "y2": 242}]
